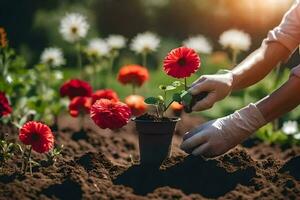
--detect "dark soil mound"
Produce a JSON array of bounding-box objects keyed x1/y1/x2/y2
[{"x1": 1, "y1": 114, "x2": 300, "y2": 199}]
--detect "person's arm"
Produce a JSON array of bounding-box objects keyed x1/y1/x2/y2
[
  {"x1": 181, "y1": 72, "x2": 300, "y2": 158},
  {"x1": 257, "y1": 74, "x2": 300, "y2": 122},
  {"x1": 189, "y1": 2, "x2": 300, "y2": 111},
  {"x1": 231, "y1": 42, "x2": 289, "y2": 90},
  {"x1": 189, "y1": 43, "x2": 289, "y2": 111}
]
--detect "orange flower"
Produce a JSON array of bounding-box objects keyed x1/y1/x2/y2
[
  {"x1": 170, "y1": 102, "x2": 183, "y2": 112},
  {"x1": 117, "y1": 65, "x2": 149, "y2": 87},
  {"x1": 125, "y1": 95, "x2": 147, "y2": 117},
  {"x1": 0, "y1": 28, "x2": 7, "y2": 48}
]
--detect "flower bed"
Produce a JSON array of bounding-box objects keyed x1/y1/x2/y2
[{"x1": 1, "y1": 115, "x2": 300, "y2": 199}]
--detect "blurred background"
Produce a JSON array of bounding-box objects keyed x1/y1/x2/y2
[{"x1": 0, "y1": 0, "x2": 295, "y2": 64}]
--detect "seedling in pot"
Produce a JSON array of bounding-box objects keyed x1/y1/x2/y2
[{"x1": 135, "y1": 46, "x2": 202, "y2": 166}]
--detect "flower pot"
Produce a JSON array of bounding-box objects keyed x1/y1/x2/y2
[{"x1": 133, "y1": 117, "x2": 180, "y2": 167}]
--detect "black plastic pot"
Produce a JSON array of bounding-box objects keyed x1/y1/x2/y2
[{"x1": 133, "y1": 117, "x2": 180, "y2": 167}]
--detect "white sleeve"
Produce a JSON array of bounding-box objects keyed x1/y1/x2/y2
[{"x1": 264, "y1": 2, "x2": 300, "y2": 53}]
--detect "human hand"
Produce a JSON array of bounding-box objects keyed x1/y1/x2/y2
[
  {"x1": 180, "y1": 103, "x2": 266, "y2": 158},
  {"x1": 188, "y1": 72, "x2": 233, "y2": 111}
]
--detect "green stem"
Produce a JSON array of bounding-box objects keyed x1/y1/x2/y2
[
  {"x1": 232, "y1": 49, "x2": 238, "y2": 67},
  {"x1": 165, "y1": 100, "x2": 174, "y2": 111},
  {"x1": 77, "y1": 42, "x2": 82, "y2": 78},
  {"x1": 22, "y1": 146, "x2": 32, "y2": 175},
  {"x1": 142, "y1": 52, "x2": 147, "y2": 67},
  {"x1": 132, "y1": 84, "x2": 136, "y2": 95},
  {"x1": 184, "y1": 78, "x2": 187, "y2": 91}
]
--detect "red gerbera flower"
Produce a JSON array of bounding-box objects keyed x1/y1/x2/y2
[
  {"x1": 117, "y1": 65, "x2": 149, "y2": 87},
  {"x1": 19, "y1": 121, "x2": 54, "y2": 153},
  {"x1": 92, "y1": 89, "x2": 119, "y2": 104},
  {"x1": 60, "y1": 79, "x2": 93, "y2": 99},
  {"x1": 0, "y1": 91, "x2": 12, "y2": 117},
  {"x1": 90, "y1": 99, "x2": 131, "y2": 130},
  {"x1": 69, "y1": 96, "x2": 92, "y2": 117},
  {"x1": 163, "y1": 47, "x2": 201, "y2": 78},
  {"x1": 125, "y1": 95, "x2": 147, "y2": 117}
]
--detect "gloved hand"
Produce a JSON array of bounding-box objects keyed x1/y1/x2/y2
[
  {"x1": 188, "y1": 72, "x2": 233, "y2": 111},
  {"x1": 180, "y1": 103, "x2": 267, "y2": 158}
]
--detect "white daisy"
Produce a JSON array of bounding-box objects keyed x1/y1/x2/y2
[
  {"x1": 130, "y1": 32, "x2": 160, "y2": 54},
  {"x1": 294, "y1": 133, "x2": 300, "y2": 140},
  {"x1": 183, "y1": 35, "x2": 213, "y2": 54},
  {"x1": 219, "y1": 29, "x2": 251, "y2": 52},
  {"x1": 282, "y1": 121, "x2": 299, "y2": 135},
  {"x1": 40, "y1": 47, "x2": 65, "y2": 67},
  {"x1": 59, "y1": 13, "x2": 89, "y2": 43},
  {"x1": 86, "y1": 38, "x2": 110, "y2": 57},
  {"x1": 106, "y1": 35, "x2": 126, "y2": 50}
]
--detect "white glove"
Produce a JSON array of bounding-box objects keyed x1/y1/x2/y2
[
  {"x1": 180, "y1": 103, "x2": 267, "y2": 158},
  {"x1": 188, "y1": 72, "x2": 234, "y2": 111}
]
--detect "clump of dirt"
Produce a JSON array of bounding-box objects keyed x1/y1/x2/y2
[{"x1": 0, "y1": 114, "x2": 300, "y2": 199}]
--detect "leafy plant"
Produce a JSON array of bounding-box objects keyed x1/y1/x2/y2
[{"x1": 144, "y1": 80, "x2": 192, "y2": 118}]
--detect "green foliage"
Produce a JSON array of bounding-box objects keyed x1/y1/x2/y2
[
  {"x1": 46, "y1": 145, "x2": 64, "y2": 166},
  {"x1": 255, "y1": 123, "x2": 289, "y2": 145},
  {"x1": 0, "y1": 140, "x2": 22, "y2": 168}
]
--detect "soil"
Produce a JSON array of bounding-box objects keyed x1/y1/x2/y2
[{"x1": 1, "y1": 113, "x2": 300, "y2": 200}]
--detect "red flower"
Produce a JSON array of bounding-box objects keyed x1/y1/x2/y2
[
  {"x1": 60, "y1": 79, "x2": 93, "y2": 99},
  {"x1": 125, "y1": 95, "x2": 147, "y2": 117},
  {"x1": 92, "y1": 89, "x2": 119, "y2": 104},
  {"x1": 117, "y1": 65, "x2": 149, "y2": 87},
  {"x1": 19, "y1": 121, "x2": 54, "y2": 153},
  {"x1": 163, "y1": 47, "x2": 201, "y2": 78},
  {"x1": 69, "y1": 96, "x2": 92, "y2": 117},
  {"x1": 90, "y1": 99, "x2": 131, "y2": 129},
  {"x1": 0, "y1": 92, "x2": 12, "y2": 117}
]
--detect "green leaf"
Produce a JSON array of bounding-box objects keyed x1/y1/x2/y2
[
  {"x1": 172, "y1": 93, "x2": 182, "y2": 102},
  {"x1": 159, "y1": 85, "x2": 167, "y2": 90},
  {"x1": 180, "y1": 91, "x2": 192, "y2": 105},
  {"x1": 165, "y1": 85, "x2": 176, "y2": 91},
  {"x1": 157, "y1": 95, "x2": 164, "y2": 102},
  {"x1": 172, "y1": 81, "x2": 181, "y2": 87},
  {"x1": 144, "y1": 97, "x2": 158, "y2": 105}
]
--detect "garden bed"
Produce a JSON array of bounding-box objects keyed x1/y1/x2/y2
[{"x1": 1, "y1": 114, "x2": 300, "y2": 200}]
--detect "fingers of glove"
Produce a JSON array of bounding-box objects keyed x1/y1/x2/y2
[
  {"x1": 180, "y1": 131, "x2": 208, "y2": 152},
  {"x1": 182, "y1": 121, "x2": 214, "y2": 141},
  {"x1": 190, "y1": 76, "x2": 207, "y2": 88},
  {"x1": 191, "y1": 143, "x2": 210, "y2": 156},
  {"x1": 192, "y1": 93, "x2": 217, "y2": 111},
  {"x1": 188, "y1": 80, "x2": 213, "y2": 96}
]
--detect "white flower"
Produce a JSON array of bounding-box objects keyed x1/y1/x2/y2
[
  {"x1": 53, "y1": 70, "x2": 64, "y2": 80},
  {"x1": 59, "y1": 13, "x2": 89, "y2": 43},
  {"x1": 219, "y1": 29, "x2": 251, "y2": 52},
  {"x1": 106, "y1": 35, "x2": 126, "y2": 50},
  {"x1": 282, "y1": 121, "x2": 299, "y2": 135},
  {"x1": 294, "y1": 133, "x2": 300, "y2": 140},
  {"x1": 130, "y1": 32, "x2": 160, "y2": 54},
  {"x1": 183, "y1": 35, "x2": 213, "y2": 54},
  {"x1": 40, "y1": 47, "x2": 65, "y2": 67},
  {"x1": 86, "y1": 38, "x2": 110, "y2": 57}
]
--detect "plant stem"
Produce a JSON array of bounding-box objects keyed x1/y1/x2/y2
[
  {"x1": 132, "y1": 84, "x2": 136, "y2": 95},
  {"x1": 77, "y1": 42, "x2": 83, "y2": 78},
  {"x1": 165, "y1": 100, "x2": 174, "y2": 111},
  {"x1": 142, "y1": 52, "x2": 147, "y2": 67},
  {"x1": 232, "y1": 49, "x2": 238, "y2": 66},
  {"x1": 22, "y1": 146, "x2": 32, "y2": 175},
  {"x1": 184, "y1": 78, "x2": 187, "y2": 91}
]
